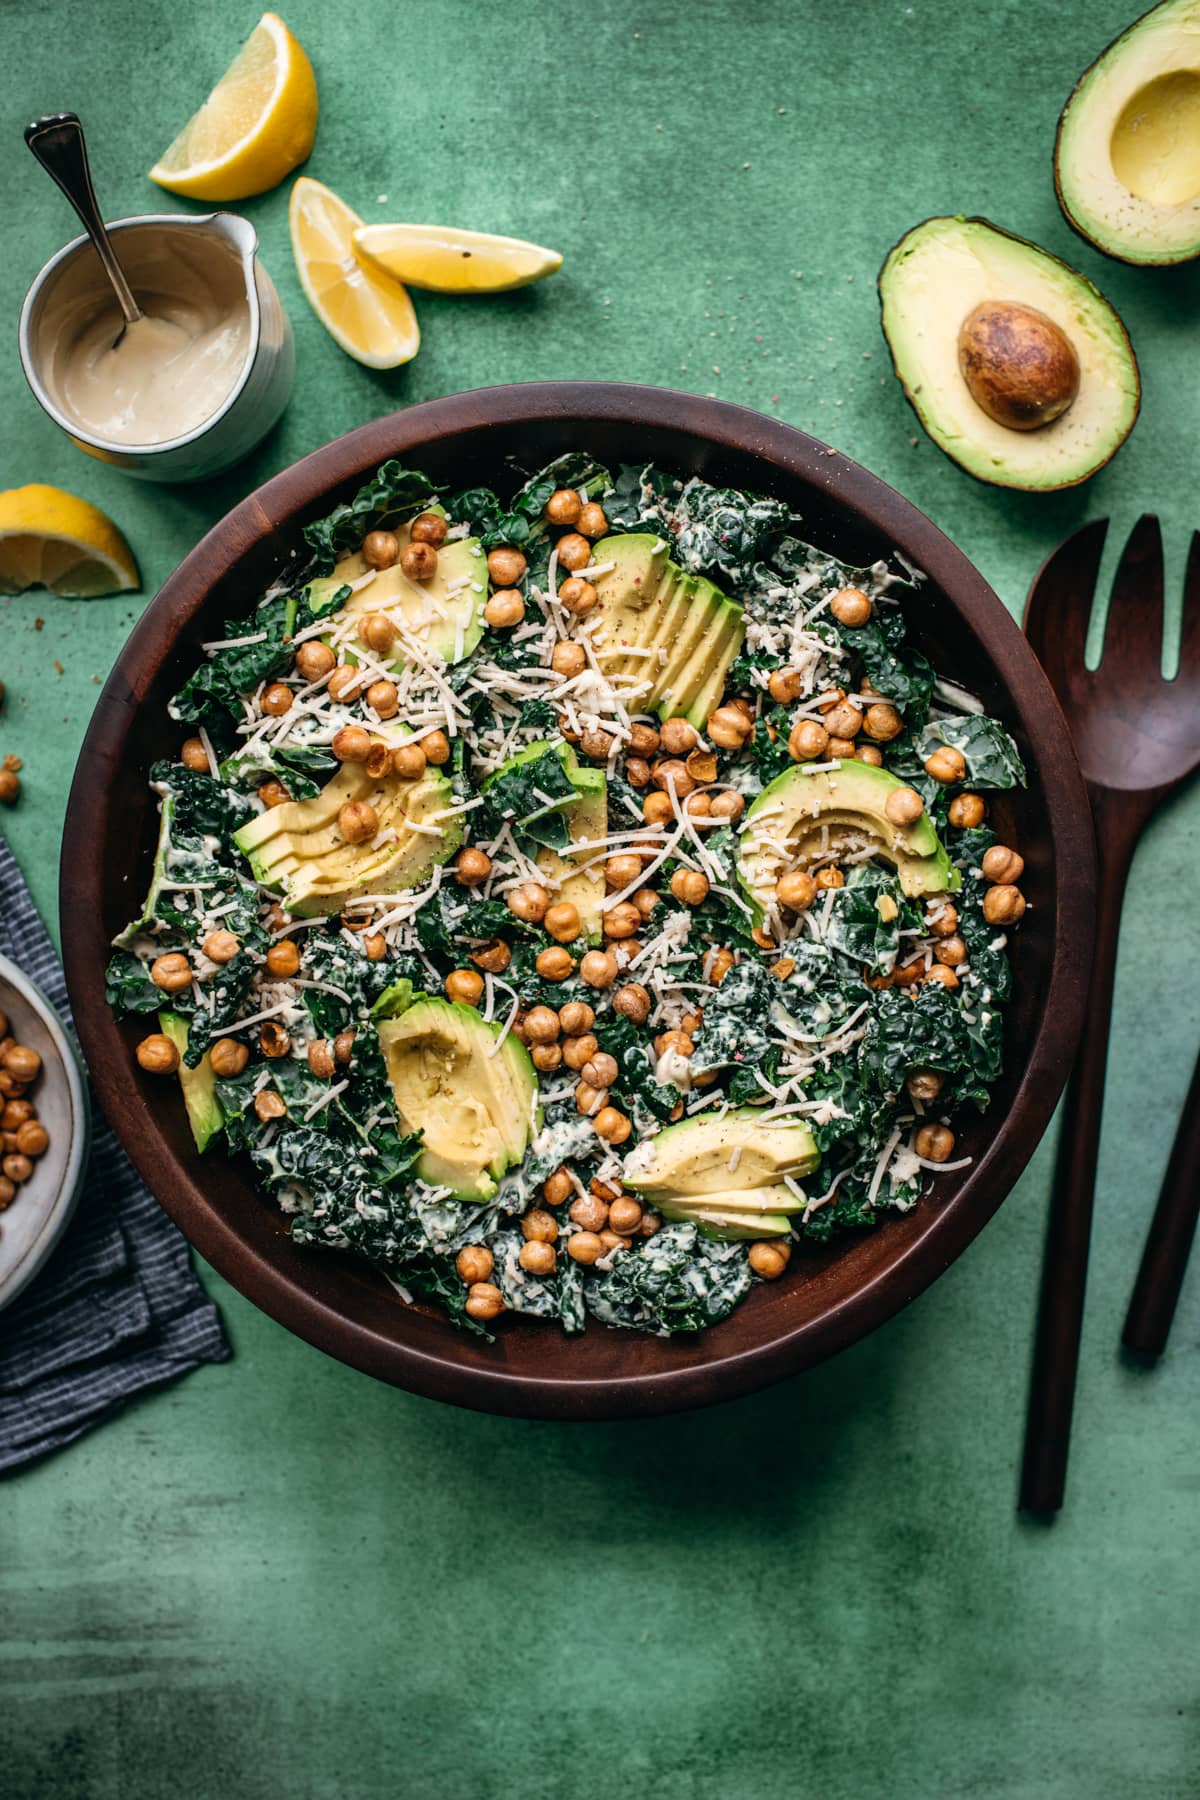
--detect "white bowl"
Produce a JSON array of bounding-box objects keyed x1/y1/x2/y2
[{"x1": 0, "y1": 953, "x2": 90, "y2": 1311}]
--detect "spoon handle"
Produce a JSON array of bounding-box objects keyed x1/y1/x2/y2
[
  {"x1": 1123, "y1": 1044, "x2": 1200, "y2": 1358},
  {"x1": 24, "y1": 112, "x2": 141, "y2": 327}
]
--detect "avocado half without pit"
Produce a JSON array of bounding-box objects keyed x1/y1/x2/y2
[
  {"x1": 879, "y1": 216, "x2": 1141, "y2": 490},
  {"x1": 1057, "y1": 0, "x2": 1200, "y2": 264}
]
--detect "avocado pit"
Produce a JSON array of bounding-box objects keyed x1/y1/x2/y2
[{"x1": 957, "y1": 299, "x2": 1080, "y2": 432}]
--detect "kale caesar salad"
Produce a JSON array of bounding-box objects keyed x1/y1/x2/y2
[{"x1": 108, "y1": 453, "x2": 1030, "y2": 1338}]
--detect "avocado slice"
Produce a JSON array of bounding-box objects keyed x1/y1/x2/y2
[
  {"x1": 158, "y1": 1012, "x2": 223, "y2": 1152},
  {"x1": 879, "y1": 216, "x2": 1140, "y2": 490},
  {"x1": 376, "y1": 997, "x2": 540, "y2": 1201},
  {"x1": 738, "y1": 760, "x2": 958, "y2": 919},
  {"x1": 623, "y1": 1108, "x2": 819, "y2": 1196},
  {"x1": 589, "y1": 534, "x2": 745, "y2": 727},
  {"x1": 234, "y1": 762, "x2": 462, "y2": 915},
  {"x1": 1057, "y1": 0, "x2": 1200, "y2": 266},
  {"x1": 304, "y1": 509, "x2": 487, "y2": 666},
  {"x1": 483, "y1": 740, "x2": 607, "y2": 939},
  {"x1": 660, "y1": 1196, "x2": 798, "y2": 1241}
]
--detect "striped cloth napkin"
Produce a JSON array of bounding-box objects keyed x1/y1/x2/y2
[{"x1": 0, "y1": 836, "x2": 229, "y2": 1472}]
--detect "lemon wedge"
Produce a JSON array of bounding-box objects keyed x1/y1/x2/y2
[
  {"x1": 149, "y1": 12, "x2": 317, "y2": 201},
  {"x1": 0, "y1": 486, "x2": 139, "y2": 597},
  {"x1": 353, "y1": 224, "x2": 563, "y2": 294},
  {"x1": 290, "y1": 178, "x2": 420, "y2": 368}
]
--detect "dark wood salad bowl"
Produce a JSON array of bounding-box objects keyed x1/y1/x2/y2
[{"x1": 61, "y1": 383, "x2": 1095, "y2": 1419}]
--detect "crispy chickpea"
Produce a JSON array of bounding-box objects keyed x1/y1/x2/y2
[
  {"x1": 748, "y1": 1239, "x2": 792, "y2": 1279},
  {"x1": 605, "y1": 853, "x2": 643, "y2": 891},
  {"x1": 923, "y1": 964, "x2": 959, "y2": 990},
  {"x1": 594, "y1": 1107, "x2": 631, "y2": 1144},
  {"x1": 334, "y1": 1030, "x2": 355, "y2": 1066},
  {"x1": 565, "y1": 1230, "x2": 603, "y2": 1266},
  {"x1": 685, "y1": 749, "x2": 719, "y2": 785},
  {"x1": 0, "y1": 769, "x2": 19, "y2": 806},
  {"x1": 136, "y1": 1033, "x2": 179, "y2": 1075},
  {"x1": 210, "y1": 1038, "x2": 249, "y2": 1078},
  {"x1": 365, "y1": 679, "x2": 399, "y2": 719},
  {"x1": 935, "y1": 935, "x2": 968, "y2": 967},
  {"x1": 544, "y1": 901, "x2": 582, "y2": 943},
  {"x1": 1, "y1": 1101, "x2": 32, "y2": 1130},
  {"x1": 446, "y1": 968, "x2": 485, "y2": 1006},
  {"x1": 626, "y1": 756, "x2": 652, "y2": 788},
  {"x1": 576, "y1": 502, "x2": 609, "y2": 539},
  {"x1": 628, "y1": 722, "x2": 661, "y2": 758},
  {"x1": 422, "y1": 729, "x2": 452, "y2": 766},
  {"x1": 362, "y1": 529, "x2": 400, "y2": 568},
  {"x1": 823, "y1": 703, "x2": 862, "y2": 740},
  {"x1": 906, "y1": 1068, "x2": 944, "y2": 1102},
  {"x1": 266, "y1": 939, "x2": 301, "y2": 978},
  {"x1": 3, "y1": 1154, "x2": 33, "y2": 1184},
  {"x1": 326, "y1": 664, "x2": 365, "y2": 703},
  {"x1": 536, "y1": 946, "x2": 575, "y2": 982},
  {"x1": 885, "y1": 787, "x2": 925, "y2": 827},
  {"x1": 983, "y1": 885, "x2": 1026, "y2": 925},
  {"x1": 307, "y1": 1039, "x2": 336, "y2": 1079},
  {"x1": 642, "y1": 791, "x2": 674, "y2": 826},
  {"x1": 826, "y1": 737, "x2": 857, "y2": 759},
  {"x1": 707, "y1": 947, "x2": 736, "y2": 984},
  {"x1": 814, "y1": 865, "x2": 845, "y2": 890},
  {"x1": 635, "y1": 889, "x2": 660, "y2": 919},
  {"x1": 202, "y1": 929, "x2": 240, "y2": 964},
  {"x1": 776, "y1": 870, "x2": 817, "y2": 912},
  {"x1": 613, "y1": 983, "x2": 651, "y2": 1025},
  {"x1": 928, "y1": 903, "x2": 959, "y2": 938},
  {"x1": 863, "y1": 702, "x2": 904, "y2": 742},
  {"x1": 546, "y1": 487, "x2": 583, "y2": 525},
  {"x1": 484, "y1": 588, "x2": 525, "y2": 629},
  {"x1": 519, "y1": 1239, "x2": 557, "y2": 1276},
  {"x1": 261, "y1": 681, "x2": 294, "y2": 717},
  {"x1": 352, "y1": 615, "x2": 393, "y2": 662},
  {"x1": 180, "y1": 737, "x2": 209, "y2": 772},
  {"x1": 915, "y1": 1123, "x2": 956, "y2": 1163},
  {"x1": 0, "y1": 1177, "x2": 14, "y2": 1208},
  {"x1": 401, "y1": 541, "x2": 439, "y2": 581},
  {"x1": 254, "y1": 1089, "x2": 287, "y2": 1123},
  {"x1": 338, "y1": 800, "x2": 378, "y2": 844},
  {"x1": 411, "y1": 511, "x2": 449, "y2": 547},
  {"x1": 710, "y1": 789, "x2": 745, "y2": 823},
  {"x1": 575, "y1": 1081, "x2": 607, "y2": 1116},
  {"x1": 580, "y1": 727, "x2": 616, "y2": 761},
  {"x1": 659, "y1": 717, "x2": 698, "y2": 756},
  {"x1": 531, "y1": 1043, "x2": 563, "y2": 1073},
  {"x1": 653, "y1": 759, "x2": 694, "y2": 798},
  {"x1": 857, "y1": 744, "x2": 884, "y2": 767},
  {"x1": 607, "y1": 1196, "x2": 643, "y2": 1236},
  {"x1": 332, "y1": 724, "x2": 373, "y2": 763},
  {"x1": 582, "y1": 946, "x2": 620, "y2": 989},
  {"x1": 604, "y1": 901, "x2": 642, "y2": 939},
  {"x1": 685, "y1": 790, "x2": 713, "y2": 824},
  {"x1": 555, "y1": 532, "x2": 592, "y2": 572},
  {"x1": 255, "y1": 781, "x2": 290, "y2": 813},
  {"x1": 925, "y1": 745, "x2": 967, "y2": 785},
  {"x1": 456, "y1": 846, "x2": 493, "y2": 887},
  {"x1": 466, "y1": 1282, "x2": 506, "y2": 1321},
  {"x1": 487, "y1": 547, "x2": 527, "y2": 587},
  {"x1": 456, "y1": 1245, "x2": 494, "y2": 1284},
  {"x1": 294, "y1": 639, "x2": 337, "y2": 683},
  {"x1": 982, "y1": 845, "x2": 1025, "y2": 885},
  {"x1": 707, "y1": 705, "x2": 752, "y2": 749},
  {"x1": 524, "y1": 1005, "x2": 561, "y2": 1045},
  {"x1": 260, "y1": 1022, "x2": 290, "y2": 1058},
  {"x1": 519, "y1": 1208, "x2": 559, "y2": 1247},
  {"x1": 557, "y1": 1002, "x2": 594, "y2": 1038},
  {"x1": 768, "y1": 668, "x2": 804, "y2": 705},
  {"x1": 581, "y1": 1052, "x2": 619, "y2": 1090},
  {"x1": 507, "y1": 881, "x2": 550, "y2": 923},
  {"x1": 558, "y1": 576, "x2": 598, "y2": 615},
  {"x1": 364, "y1": 743, "x2": 392, "y2": 781},
  {"x1": 949, "y1": 793, "x2": 986, "y2": 829},
  {"x1": 654, "y1": 1029, "x2": 694, "y2": 1058},
  {"x1": 471, "y1": 939, "x2": 510, "y2": 973},
  {"x1": 670, "y1": 868, "x2": 709, "y2": 907},
  {"x1": 150, "y1": 953, "x2": 191, "y2": 995},
  {"x1": 570, "y1": 1193, "x2": 609, "y2": 1232},
  {"x1": 544, "y1": 1168, "x2": 574, "y2": 1208},
  {"x1": 829, "y1": 586, "x2": 872, "y2": 627},
  {"x1": 550, "y1": 640, "x2": 587, "y2": 678},
  {"x1": 392, "y1": 742, "x2": 428, "y2": 781}
]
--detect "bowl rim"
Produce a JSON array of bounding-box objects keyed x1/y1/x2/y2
[
  {"x1": 0, "y1": 951, "x2": 91, "y2": 1311},
  {"x1": 60, "y1": 381, "x2": 1095, "y2": 1416}
]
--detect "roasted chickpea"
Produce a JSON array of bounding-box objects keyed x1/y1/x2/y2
[
  {"x1": 558, "y1": 576, "x2": 598, "y2": 615},
  {"x1": 210, "y1": 1038, "x2": 249, "y2": 1078},
  {"x1": 254, "y1": 780, "x2": 290, "y2": 812},
  {"x1": 456, "y1": 846, "x2": 493, "y2": 887},
  {"x1": 925, "y1": 745, "x2": 967, "y2": 784},
  {"x1": 357, "y1": 613, "x2": 396, "y2": 657},
  {"x1": 706, "y1": 947, "x2": 736, "y2": 984},
  {"x1": 605, "y1": 853, "x2": 642, "y2": 892},
  {"x1": 136, "y1": 1033, "x2": 179, "y2": 1075},
  {"x1": 483, "y1": 547, "x2": 525, "y2": 589},
  {"x1": 576, "y1": 502, "x2": 609, "y2": 539},
  {"x1": 546, "y1": 487, "x2": 583, "y2": 525},
  {"x1": 456, "y1": 1244, "x2": 494, "y2": 1284},
  {"x1": 885, "y1": 787, "x2": 925, "y2": 827},
  {"x1": 519, "y1": 1239, "x2": 557, "y2": 1275},
  {"x1": 531, "y1": 1043, "x2": 563, "y2": 1073},
  {"x1": 935, "y1": 935, "x2": 968, "y2": 967},
  {"x1": 334, "y1": 1030, "x2": 355, "y2": 1067},
  {"x1": 982, "y1": 845, "x2": 1025, "y2": 885},
  {"x1": 392, "y1": 742, "x2": 428, "y2": 781},
  {"x1": 653, "y1": 759, "x2": 694, "y2": 798},
  {"x1": 634, "y1": 889, "x2": 660, "y2": 920},
  {"x1": 254, "y1": 1089, "x2": 287, "y2": 1123},
  {"x1": 863, "y1": 702, "x2": 904, "y2": 742},
  {"x1": 332, "y1": 724, "x2": 373, "y2": 763},
  {"x1": 814, "y1": 865, "x2": 845, "y2": 890},
  {"x1": 401, "y1": 541, "x2": 439, "y2": 581},
  {"x1": 927, "y1": 903, "x2": 959, "y2": 939},
  {"x1": 466, "y1": 1282, "x2": 506, "y2": 1321},
  {"x1": 707, "y1": 705, "x2": 752, "y2": 749},
  {"x1": 685, "y1": 749, "x2": 719, "y2": 786},
  {"x1": 710, "y1": 789, "x2": 745, "y2": 823},
  {"x1": 565, "y1": 1230, "x2": 602, "y2": 1265},
  {"x1": 201, "y1": 929, "x2": 240, "y2": 965},
  {"x1": 823, "y1": 703, "x2": 862, "y2": 740},
  {"x1": 507, "y1": 881, "x2": 550, "y2": 923},
  {"x1": 365, "y1": 679, "x2": 399, "y2": 720},
  {"x1": 825, "y1": 737, "x2": 856, "y2": 759},
  {"x1": 575, "y1": 1081, "x2": 608, "y2": 1117},
  {"x1": 604, "y1": 901, "x2": 642, "y2": 940},
  {"x1": 307, "y1": 1039, "x2": 336, "y2": 1079},
  {"x1": 150, "y1": 953, "x2": 192, "y2": 995},
  {"x1": 536, "y1": 946, "x2": 575, "y2": 982},
  {"x1": 915, "y1": 1123, "x2": 955, "y2": 1163},
  {"x1": 748, "y1": 1239, "x2": 792, "y2": 1279},
  {"x1": 654, "y1": 1029, "x2": 694, "y2": 1059},
  {"x1": 570, "y1": 1193, "x2": 609, "y2": 1232},
  {"x1": 775, "y1": 869, "x2": 817, "y2": 912},
  {"x1": 613, "y1": 983, "x2": 651, "y2": 1026},
  {"x1": 857, "y1": 744, "x2": 884, "y2": 767},
  {"x1": 266, "y1": 939, "x2": 301, "y2": 978},
  {"x1": 658, "y1": 717, "x2": 698, "y2": 756},
  {"x1": 445, "y1": 968, "x2": 485, "y2": 1006},
  {"x1": 260, "y1": 1022, "x2": 290, "y2": 1059},
  {"x1": 3, "y1": 1154, "x2": 33, "y2": 1184},
  {"x1": 768, "y1": 668, "x2": 804, "y2": 705},
  {"x1": 362, "y1": 529, "x2": 400, "y2": 568},
  {"x1": 326, "y1": 664, "x2": 366, "y2": 703},
  {"x1": 1, "y1": 1101, "x2": 32, "y2": 1130},
  {"x1": 524, "y1": 1005, "x2": 561, "y2": 1046},
  {"x1": 485, "y1": 588, "x2": 525, "y2": 629},
  {"x1": 685, "y1": 792, "x2": 713, "y2": 824},
  {"x1": 580, "y1": 949, "x2": 618, "y2": 991},
  {"x1": 261, "y1": 681, "x2": 294, "y2": 717},
  {"x1": 625, "y1": 756, "x2": 652, "y2": 788},
  {"x1": 180, "y1": 737, "x2": 210, "y2": 772},
  {"x1": 580, "y1": 727, "x2": 616, "y2": 761},
  {"x1": 0, "y1": 769, "x2": 19, "y2": 806},
  {"x1": 642, "y1": 791, "x2": 674, "y2": 826},
  {"x1": 982, "y1": 885, "x2": 1026, "y2": 925},
  {"x1": 670, "y1": 868, "x2": 709, "y2": 907},
  {"x1": 471, "y1": 939, "x2": 511, "y2": 974},
  {"x1": 544, "y1": 901, "x2": 582, "y2": 943},
  {"x1": 410, "y1": 511, "x2": 449, "y2": 547},
  {"x1": 556, "y1": 533, "x2": 593, "y2": 572},
  {"x1": 550, "y1": 640, "x2": 587, "y2": 678},
  {"x1": 338, "y1": 800, "x2": 378, "y2": 844},
  {"x1": 581, "y1": 1052, "x2": 619, "y2": 1090},
  {"x1": 606, "y1": 1195, "x2": 643, "y2": 1236},
  {"x1": 554, "y1": 1004, "x2": 591, "y2": 1040},
  {"x1": 628, "y1": 722, "x2": 661, "y2": 758},
  {"x1": 923, "y1": 964, "x2": 959, "y2": 990},
  {"x1": 293, "y1": 641, "x2": 337, "y2": 687},
  {"x1": 829, "y1": 586, "x2": 872, "y2": 627},
  {"x1": 906, "y1": 1068, "x2": 944, "y2": 1102},
  {"x1": 949, "y1": 793, "x2": 986, "y2": 829},
  {"x1": 544, "y1": 1168, "x2": 574, "y2": 1208},
  {"x1": 0, "y1": 1177, "x2": 15, "y2": 1208},
  {"x1": 364, "y1": 743, "x2": 392, "y2": 781},
  {"x1": 422, "y1": 729, "x2": 452, "y2": 766},
  {"x1": 593, "y1": 1106, "x2": 632, "y2": 1144}
]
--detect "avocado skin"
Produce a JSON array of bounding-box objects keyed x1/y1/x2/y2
[{"x1": 158, "y1": 1012, "x2": 223, "y2": 1153}]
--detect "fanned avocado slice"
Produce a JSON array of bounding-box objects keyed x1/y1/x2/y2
[
  {"x1": 158, "y1": 1012, "x2": 223, "y2": 1153},
  {"x1": 304, "y1": 508, "x2": 487, "y2": 666},
  {"x1": 376, "y1": 997, "x2": 540, "y2": 1201},
  {"x1": 623, "y1": 1109, "x2": 819, "y2": 1196},
  {"x1": 662, "y1": 1197, "x2": 799, "y2": 1241},
  {"x1": 589, "y1": 534, "x2": 745, "y2": 726},
  {"x1": 234, "y1": 762, "x2": 462, "y2": 915},
  {"x1": 738, "y1": 759, "x2": 958, "y2": 919}
]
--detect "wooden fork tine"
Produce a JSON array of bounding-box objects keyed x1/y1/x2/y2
[
  {"x1": 1177, "y1": 530, "x2": 1200, "y2": 679},
  {"x1": 1100, "y1": 514, "x2": 1164, "y2": 676},
  {"x1": 1023, "y1": 518, "x2": 1107, "y2": 677}
]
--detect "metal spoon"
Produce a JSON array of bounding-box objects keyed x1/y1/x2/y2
[{"x1": 24, "y1": 112, "x2": 143, "y2": 344}]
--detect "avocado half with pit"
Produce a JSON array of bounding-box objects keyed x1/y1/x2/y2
[
  {"x1": 377, "y1": 997, "x2": 540, "y2": 1201},
  {"x1": 737, "y1": 759, "x2": 958, "y2": 923},
  {"x1": 1057, "y1": 0, "x2": 1200, "y2": 265},
  {"x1": 622, "y1": 1109, "x2": 820, "y2": 1241},
  {"x1": 879, "y1": 216, "x2": 1140, "y2": 490},
  {"x1": 588, "y1": 534, "x2": 745, "y2": 729}
]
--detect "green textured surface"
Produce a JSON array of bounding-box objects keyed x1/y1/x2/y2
[{"x1": 3, "y1": 2, "x2": 1199, "y2": 1795}]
